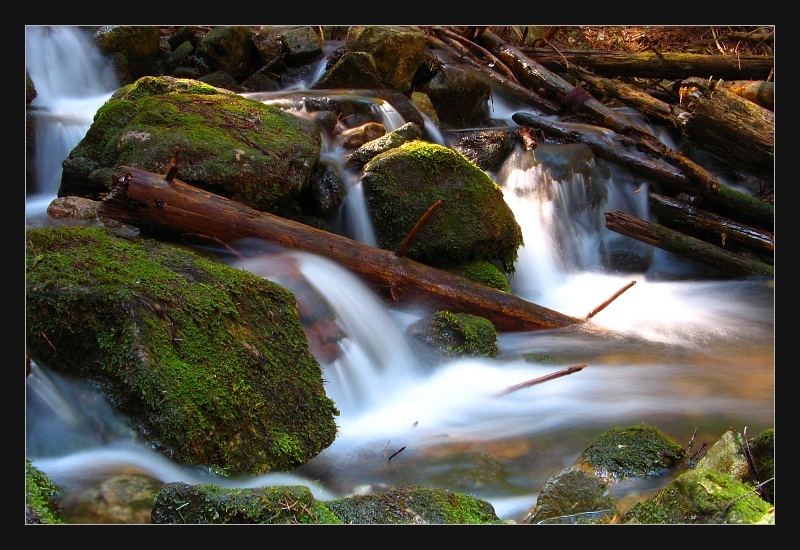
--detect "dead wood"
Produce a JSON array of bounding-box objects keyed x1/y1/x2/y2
[
  {"x1": 586, "y1": 281, "x2": 637, "y2": 320},
  {"x1": 679, "y1": 77, "x2": 774, "y2": 179},
  {"x1": 517, "y1": 49, "x2": 775, "y2": 81},
  {"x1": 494, "y1": 364, "x2": 588, "y2": 397},
  {"x1": 603, "y1": 211, "x2": 773, "y2": 277},
  {"x1": 648, "y1": 192, "x2": 773, "y2": 261},
  {"x1": 98, "y1": 166, "x2": 586, "y2": 333},
  {"x1": 424, "y1": 31, "x2": 561, "y2": 115},
  {"x1": 396, "y1": 200, "x2": 442, "y2": 257}
]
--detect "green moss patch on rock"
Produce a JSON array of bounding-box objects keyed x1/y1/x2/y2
[
  {"x1": 151, "y1": 482, "x2": 339, "y2": 524},
  {"x1": 407, "y1": 310, "x2": 498, "y2": 359},
  {"x1": 622, "y1": 467, "x2": 772, "y2": 524},
  {"x1": 578, "y1": 424, "x2": 686, "y2": 483},
  {"x1": 25, "y1": 460, "x2": 64, "y2": 524},
  {"x1": 60, "y1": 76, "x2": 322, "y2": 216},
  {"x1": 26, "y1": 226, "x2": 338, "y2": 476},
  {"x1": 361, "y1": 141, "x2": 523, "y2": 271},
  {"x1": 324, "y1": 484, "x2": 500, "y2": 524}
]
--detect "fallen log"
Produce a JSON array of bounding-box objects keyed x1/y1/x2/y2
[
  {"x1": 678, "y1": 77, "x2": 774, "y2": 180},
  {"x1": 604, "y1": 211, "x2": 773, "y2": 277},
  {"x1": 517, "y1": 49, "x2": 775, "y2": 81},
  {"x1": 98, "y1": 166, "x2": 586, "y2": 333},
  {"x1": 648, "y1": 192, "x2": 774, "y2": 261}
]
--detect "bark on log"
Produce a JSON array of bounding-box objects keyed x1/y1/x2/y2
[
  {"x1": 679, "y1": 77, "x2": 774, "y2": 179},
  {"x1": 98, "y1": 166, "x2": 586, "y2": 333},
  {"x1": 563, "y1": 66, "x2": 775, "y2": 182},
  {"x1": 511, "y1": 111, "x2": 774, "y2": 230},
  {"x1": 604, "y1": 211, "x2": 773, "y2": 277},
  {"x1": 648, "y1": 192, "x2": 774, "y2": 261},
  {"x1": 517, "y1": 50, "x2": 775, "y2": 81}
]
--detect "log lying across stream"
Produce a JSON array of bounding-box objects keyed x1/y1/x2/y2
[{"x1": 99, "y1": 166, "x2": 586, "y2": 333}]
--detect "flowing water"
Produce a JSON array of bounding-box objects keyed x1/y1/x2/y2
[{"x1": 24, "y1": 26, "x2": 774, "y2": 524}]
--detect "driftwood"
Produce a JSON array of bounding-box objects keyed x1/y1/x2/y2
[
  {"x1": 98, "y1": 166, "x2": 586, "y2": 333},
  {"x1": 511, "y1": 111, "x2": 774, "y2": 230},
  {"x1": 678, "y1": 77, "x2": 774, "y2": 179},
  {"x1": 494, "y1": 364, "x2": 588, "y2": 397},
  {"x1": 648, "y1": 192, "x2": 773, "y2": 261},
  {"x1": 562, "y1": 66, "x2": 774, "y2": 182},
  {"x1": 517, "y1": 49, "x2": 775, "y2": 81},
  {"x1": 603, "y1": 211, "x2": 773, "y2": 277}
]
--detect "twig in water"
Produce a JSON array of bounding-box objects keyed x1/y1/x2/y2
[
  {"x1": 494, "y1": 364, "x2": 588, "y2": 397},
  {"x1": 388, "y1": 446, "x2": 407, "y2": 462},
  {"x1": 586, "y1": 280, "x2": 637, "y2": 320}
]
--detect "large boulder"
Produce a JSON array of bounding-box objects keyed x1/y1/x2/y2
[
  {"x1": 59, "y1": 76, "x2": 322, "y2": 219},
  {"x1": 25, "y1": 226, "x2": 339, "y2": 476},
  {"x1": 361, "y1": 140, "x2": 523, "y2": 271}
]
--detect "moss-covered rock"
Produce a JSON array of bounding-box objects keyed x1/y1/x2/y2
[
  {"x1": 324, "y1": 485, "x2": 500, "y2": 524},
  {"x1": 578, "y1": 424, "x2": 686, "y2": 483},
  {"x1": 522, "y1": 465, "x2": 616, "y2": 524},
  {"x1": 362, "y1": 141, "x2": 523, "y2": 271},
  {"x1": 407, "y1": 310, "x2": 498, "y2": 359},
  {"x1": 59, "y1": 75, "x2": 321, "y2": 218},
  {"x1": 151, "y1": 482, "x2": 340, "y2": 524},
  {"x1": 25, "y1": 226, "x2": 338, "y2": 476},
  {"x1": 446, "y1": 259, "x2": 511, "y2": 292},
  {"x1": 622, "y1": 467, "x2": 772, "y2": 524},
  {"x1": 25, "y1": 460, "x2": 64, "y2": 524}
]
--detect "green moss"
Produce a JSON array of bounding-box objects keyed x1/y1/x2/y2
[
  {"x1": 579, "y1": 424, "x2": 686, "y2": 483},
  {"x1": 428, "y1": 310, "x2": 498, "y2": 357},
  {"x1": 362, "y1": 141, "x2": 522, "y2": 271},
  {"x1": 26, "y1": 226, "x2": 338, "y2": 476},
  {"x1": 152, "y1": 483, "x2": 339, "y2": 524},
  {"x1": 623, "y1": 468, "x2": 772, "y2": 524},
  {"x1": 25, "y1": 460, "x2": 64, "y2": 524},
  {"x1": 447, "y1": 260, "x2": 511, "y2": 292},
  {"x1": 325, "y1": 485, "x2": 499, "y2": 524}
]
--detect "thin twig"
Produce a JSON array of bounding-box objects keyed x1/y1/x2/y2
[
  {"x1": 586, "y1": 280, "x2": 637, "y2": 320},
  {"x1": 396, "y1": 200, "x2": 442, "y2": 257},
  {"x1": 494, "y1": 363, "x2": 588, "y2": 397}
]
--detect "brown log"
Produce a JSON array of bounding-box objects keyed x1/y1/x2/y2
[
  {"x1": 603, "y1": 211, "x2": 773, "y2": 277},
  {"x1": 648, "y1": 192, "x2": 774, "y2": 261},
  {"x1": 679, "y1": 77, "x2": 774, "y2": 179},
  {"x1": 518, "y1": 49, "x2": 774, "y2": 81},
  {"x1": 565, "y1": 66, "x2": 775, "y2": 183},
  {"x1": 99, "y1": 166, "x2": 586, "y2": 333}
]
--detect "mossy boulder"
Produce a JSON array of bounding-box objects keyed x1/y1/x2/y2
[
  {"x1": 622, "y1": 467, "x2": 772, "y2": 524},
  {"x1": 361, "y1": 141, "x2": 523, "y2": 271},
  {"x1": 344, "y1": 26, "x2": 428, "y2": 94},
  {"x1": 59, "y1": 76, "x2": 322, "y2": 218},
  {"x1": 324, "y1": 485, "x2": 501, "y2": 524},
  {"x1": 151, "y1": 483, "x2": 340, "y2": 524},
  {"x1": 577, "y1": 424, "x2": 686, "y2": 483},
  {"x1": 407, "y1": 310, "x2": 498, "y2": 359},
  {"x1": 25, "y1": 226, "x2": 339, "y2": 476},
  {"x1": 522, "y1": 465, "x2": 616, "y2": 524}
]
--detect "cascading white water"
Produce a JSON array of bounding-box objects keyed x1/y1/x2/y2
[
  {"x1": 25, "y1": 26, "x2": 118, "y2": 216},
  {"x1": 24, "y1": 27, "x2": 774, "y2": 524}
]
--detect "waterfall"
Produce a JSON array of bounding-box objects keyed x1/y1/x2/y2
[{"x1": 25, "y1": 26, "x2": 119, "y2": 213}]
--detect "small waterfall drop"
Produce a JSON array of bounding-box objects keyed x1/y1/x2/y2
[{"x1": 25, "y1": 26, "x2": 119, "y2": 213}]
